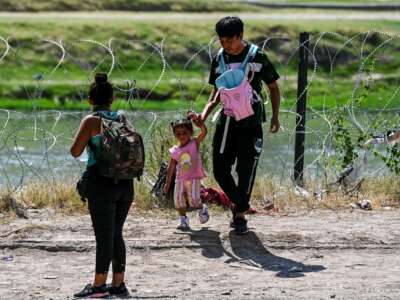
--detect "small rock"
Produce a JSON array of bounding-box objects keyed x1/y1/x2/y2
[
  {"x1": 1, "y1": 255, "x2": 13, "y2": 262},
  {"x1": 221, "y1": 290, "x2": 232, "y2": 296},
  {"x1": 262, "y1": 196, "x2": 274, "y2": 210},
  {"x1": 351, "y1": 200, "x2": 372, "y2": 210},
  {"x1": 263, "y1": 202, "x2": 275, "y2": 211},
  {"x1": 313, "y1": 189, "x2": 328, "y2": 201},
  {"x1": 330, "y1": 294, "x2": 336, "y2": 298},
  {"x1": 293, "y1": 186, "x2": 311, "y2": 198},
  {"x1": 359, "y1": 199, "x2": 372, "y2": 210},
  {"x1": 43, "y1": 275, "x2": 58, "y2": 280}
]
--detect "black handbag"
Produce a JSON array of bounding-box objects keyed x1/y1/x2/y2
[
  {"x1": 150, "y1": 160, "x2": 175, "y2": 201},
  {"x1": 76, "y1": 170, "x2": 90, "y2": 202}
]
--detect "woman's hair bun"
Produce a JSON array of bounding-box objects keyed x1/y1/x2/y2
[{"x1": 95, "y1": 73, "x2": 108, "y2": 84}]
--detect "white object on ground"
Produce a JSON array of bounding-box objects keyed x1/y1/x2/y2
[{"x1": 293, "y1": 186, "x2": 311, "y2": 198}]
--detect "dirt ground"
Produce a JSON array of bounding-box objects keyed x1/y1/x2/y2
[{"x1": 1, "y1": 208, "x2": 400, "y2": 299}]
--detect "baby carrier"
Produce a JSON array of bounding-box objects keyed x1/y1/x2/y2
[{"x1": 214, "y1": 44, "x2": 259, "y2": 153}]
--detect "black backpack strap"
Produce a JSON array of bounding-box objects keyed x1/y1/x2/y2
[
  {"x1": 117, "y1": 113, "x2": 127, "y2": 124},
  {"x1": 92, "y1": 111, "x2": 114, "y2": 120},
  {"x1": 93, "y1": 111, "x2": 135, "y2": 131}
]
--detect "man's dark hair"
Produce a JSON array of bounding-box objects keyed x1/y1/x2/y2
[{"x1": 215, "y1": 16, "x2": 244, "y2": 38}]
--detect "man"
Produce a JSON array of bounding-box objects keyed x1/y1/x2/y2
[{"x1": 196, "y1": 16, "x2": 281, "y2": 235}]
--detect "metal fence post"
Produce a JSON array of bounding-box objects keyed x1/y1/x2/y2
[{"x1": 294, "y1": 32, "x2": 309, "y2": 187}]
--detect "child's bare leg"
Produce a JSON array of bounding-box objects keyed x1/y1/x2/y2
[
  {"x1": 175, "y1": 192, "x2": 189, "y2": 229},
  {"x1": 235, "y1": 212, "x2": 246, "y2": 219},
  {"x1": 178, "y1": 207, "x2": 187, "y2": 217}
]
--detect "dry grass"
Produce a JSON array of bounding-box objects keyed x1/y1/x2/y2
[
  {"x1": 0, "y1": 179, "x2": 86, "y2": 219},
  {"x1": 251, "y1": 175, "x2": 400, "y2": 211},
  {"x1": 1, "y1": 175, "x2": 399, "y2": 221},
  {"x1": 17, "y1": 179, "x2": 86, "y2": 214}
]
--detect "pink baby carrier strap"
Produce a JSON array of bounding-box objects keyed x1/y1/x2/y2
[{"x1": 219, "y1": 79, "x2": 254, "y2": 121}]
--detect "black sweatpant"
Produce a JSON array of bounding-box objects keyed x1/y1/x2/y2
[
  {"x1": 212, "y1": 122, "x2": 263, "y2": 214},
  {"x1": 86, "y1": 166, "x2": 133, "y2": 274}
]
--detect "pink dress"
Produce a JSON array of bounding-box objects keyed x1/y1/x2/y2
[{"x1": 169, "y1": 139, "x2": 206, "y2": 209}]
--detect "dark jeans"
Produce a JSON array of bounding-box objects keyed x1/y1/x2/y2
[
  {"x1": 212, "y1": 123, "x2": 263, "y2": 214},
  {"x1": 86, "y1": 166, "x2": 134, "y2": 273}
]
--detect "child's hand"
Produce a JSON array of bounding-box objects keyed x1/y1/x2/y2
[
  {"x1": 188, "y1": 111, "x2": 202, "y2": 127},
  {"x1": 187, "y1": 111, "x2": 197, "y2": 120}
]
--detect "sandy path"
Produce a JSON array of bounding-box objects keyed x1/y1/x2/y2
[{"x1": 1, "y1": 208, "x2": 400, "y2": 299}]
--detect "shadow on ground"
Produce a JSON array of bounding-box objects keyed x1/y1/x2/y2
[{"x1": 182, "y1": 227, "x2": 326, "y2": 278}]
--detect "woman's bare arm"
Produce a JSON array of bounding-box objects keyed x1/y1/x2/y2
[{"x1": 70, "y1": 116, "x2": 99, "y2": 158}]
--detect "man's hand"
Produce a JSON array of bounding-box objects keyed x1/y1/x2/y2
[
  {"x1": 269, "y1": 116, "x2": 280, "y2": 133},
  {"x1": 267, "y1": 81, "x2": 281, "y2": 133}
]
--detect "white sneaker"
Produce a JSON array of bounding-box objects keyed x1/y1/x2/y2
[
  {"x1": 177, "y1": 216, "x2": 190, "y2": 230},
  {"x1": 198, "y1": 204, "x2": 209, "y2": 224}
]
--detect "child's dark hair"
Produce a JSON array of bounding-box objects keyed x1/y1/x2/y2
[
  {"x1": 215, "y1": 16, "x2": 244, "y2": 38},
  {"x1": 170, "y1": 118, "x2": 193, "y2": 134},
  {"x1": 89, "y1": 73, "x2": 113, "y2": 105}
]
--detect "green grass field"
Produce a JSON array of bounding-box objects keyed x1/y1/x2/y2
[
  {"x1": 0, "y1": 0, "x2": 260, "y2": 12},
  {"x1": 256, "y1": 0, "x2": 400, "y2": 4},
  {"x1": 0, "y1": 0, "x2": 399, "y2": 12},
  {"x1": 0, "y1": 11, "x2": 399, "y2": 111}
]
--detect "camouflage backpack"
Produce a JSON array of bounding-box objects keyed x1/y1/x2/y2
[{"x1": 93, "y1": 112, "x2": 145, "y2": 180}]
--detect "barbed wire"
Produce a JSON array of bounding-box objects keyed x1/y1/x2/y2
[{"x1": 0, "y1": 31, "x2": 399, "y2": 198}]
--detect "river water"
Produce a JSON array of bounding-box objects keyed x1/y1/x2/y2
[{"x1": 0, "y1": 109, "x2": 393, "y2": 187}]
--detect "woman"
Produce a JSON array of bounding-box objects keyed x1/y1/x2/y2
[{"x1": 70, "y1": 73, "x2": 133, "y2": 298}]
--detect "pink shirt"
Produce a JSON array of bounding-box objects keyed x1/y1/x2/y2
[{"x1": 169, "y1": 139, "x2": 206, "y2": 182}]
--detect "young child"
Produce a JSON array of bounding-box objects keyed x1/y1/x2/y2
[{"x1": 163, "y1": 117, "x2": 209, "y2": 230}]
